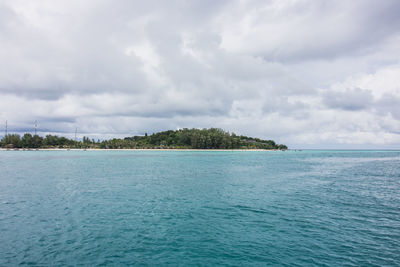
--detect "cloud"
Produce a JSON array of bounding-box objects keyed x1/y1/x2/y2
[
  {"x1": 323, "y1": 88, "x2": 374, "y2": 111},
  {"x1": 218, "y1": 0, "x2": 400, "y2": 61},
  {"x1": 0, "y1": 0, "x2": 400, "y2": 148}
]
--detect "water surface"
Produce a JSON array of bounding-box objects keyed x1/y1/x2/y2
[{"x1": 1, "y1": 150, "x2": 399, "y2": 266}]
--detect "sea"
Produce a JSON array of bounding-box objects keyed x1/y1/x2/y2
[{"x1": 0, "y1": 150, "x2": 399, "y2": 266}]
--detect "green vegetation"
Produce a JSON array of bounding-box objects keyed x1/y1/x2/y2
[{"x1": 0, "y1": 128, "x2": 287, "y2": 150}]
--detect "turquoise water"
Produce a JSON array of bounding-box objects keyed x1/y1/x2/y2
[{"x1": 0, "y1": 150, "x2": 399, "y2": 266}]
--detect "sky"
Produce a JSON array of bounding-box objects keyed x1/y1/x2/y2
[{"x1": 1, "y1": 0, "x2": 400, "y2": 148}]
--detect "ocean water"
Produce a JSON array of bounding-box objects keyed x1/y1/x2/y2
[{"x1": 0, "y1": 150, "x2": 399, "y2": 266}]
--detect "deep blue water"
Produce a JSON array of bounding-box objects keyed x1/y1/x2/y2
[{"x1": 0, "y1": 150, "x2": 399, "y2": 266}]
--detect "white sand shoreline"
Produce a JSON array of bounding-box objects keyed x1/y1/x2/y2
[{"x1": 0, "y1": 148, "x2": 284, "y2": 152}]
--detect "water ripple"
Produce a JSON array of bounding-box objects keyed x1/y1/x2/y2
[{"x1": 0, "y1": 150, "x2": 399, "y2": 266}]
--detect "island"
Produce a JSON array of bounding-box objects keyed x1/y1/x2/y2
[{"x1": 0, "y1": 128, "x2": 287, "y2": 150}]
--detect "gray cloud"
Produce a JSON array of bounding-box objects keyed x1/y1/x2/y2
[
  {"x1": 220, "y1": 0, "x2": 400, "y2": 62},
  {"x1": 1, "y1": 0, "x2": 400, "y2": 148},
  {"x1": 323, "y1": 88, "x2": 374, "y2": 111},
  {"x1": 375, "y1": 94, "x2": 400, "y2": 120}
]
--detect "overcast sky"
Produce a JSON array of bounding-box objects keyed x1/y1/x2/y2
[{"x1": 1, "y1": 0, "x2": 400, "y2": 148}]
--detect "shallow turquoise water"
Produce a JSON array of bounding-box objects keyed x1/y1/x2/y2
[{"x1": 0, "y1": 150, "x2": 399, "y2": 266}]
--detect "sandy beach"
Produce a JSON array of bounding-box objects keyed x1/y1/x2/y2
[{"x1": 0, "y1": 148, "x2": 283, "y2": 152}]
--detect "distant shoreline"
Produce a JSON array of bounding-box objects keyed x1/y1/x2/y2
[
  {"x1": 0, "y1": 148, "x2": 284, "y2": 152},
  {"x1": 1, "y1": 128, "x2": 287, "y2": 150}
]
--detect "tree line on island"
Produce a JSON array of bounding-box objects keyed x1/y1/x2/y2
[{"x1": 0, "y1": 128, "x2": 287, "y2": 150}]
